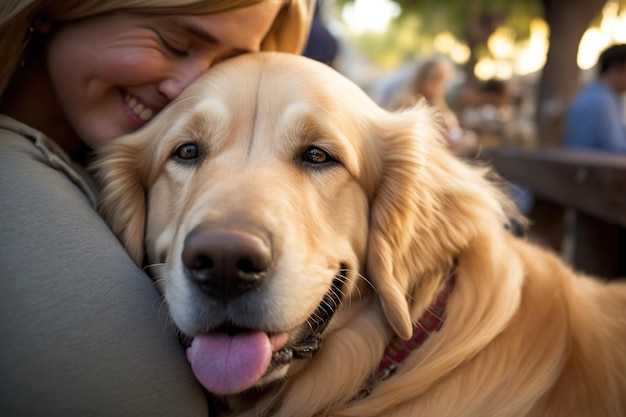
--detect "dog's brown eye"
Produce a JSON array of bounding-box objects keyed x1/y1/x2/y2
[
  {"x1": 175, "y1": 143, "x2": 199, "y2": 160},
  {"x1": 303, "y1": 147, "x2": 329, "y2": 164}
]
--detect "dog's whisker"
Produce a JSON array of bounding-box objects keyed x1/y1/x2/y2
[
  {"x1": 305, "y1": 312, "x2": 324, "y2": 333},
  {"x1": 151, "y1": 295, "x2": 174, "y2": 333},
  {"x1": 339, "y1": 268, "x2": 372, "y2": 301},
  {"x1": 143, "y1": 262, "x2": 166, "y2": 273},
  {"x1": 144, "y1": 270, "x2": 172, "y2": 333},
  {"x1": 425, "y1": 306, "x2": 443, "y2": 321},
  {"x1": 413, "y1": 320, "x2": 432, "y2": 335},
  {"x1": 348, "y1": 269, "x2": 376, "y2": 292},
  {"x1": 150, "y1": 274, "x2": 167, "y2": 286},
  {"x1": 335, "y1": 287, "x2": 349, "y2": 304},
  {"x1": 322, "y1": 298, "x2": 338, "y2": 312}
]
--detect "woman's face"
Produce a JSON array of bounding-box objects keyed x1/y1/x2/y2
[
  {"x1": 44, "y1": 2, "x2": 282, "y2": 148},
  {"x1": 420, "y1": 68, "x2": 448, "y2": 100}
]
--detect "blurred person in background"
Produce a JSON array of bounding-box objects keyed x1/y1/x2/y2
[
  {"x1": 459, "y1": 78, "x2": 514, "y2": 147},
  {"x1": 388, "y1": 57, "x2": 476, "y2": 155},
  {"x1": 562, "y1": 43, "x2": 626, "y2": 152}
]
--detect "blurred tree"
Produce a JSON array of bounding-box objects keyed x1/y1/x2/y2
[
  {"x1": 339, "y1": 0, "x2": 618, "y2": 145},
  {"x1": 391, "y1": 0, "x2": 539, "y2": 87}
]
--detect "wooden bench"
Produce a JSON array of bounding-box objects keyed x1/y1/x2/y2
[{"x1": 479, "y1": 146, "x2": 626, "y2": 278}]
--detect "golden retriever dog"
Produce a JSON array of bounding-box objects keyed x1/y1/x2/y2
[{"x1": 92, "y1": 52, "x2": 626, "y2": 417}]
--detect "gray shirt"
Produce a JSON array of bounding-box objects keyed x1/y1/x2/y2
[{"x1": 0, "y1": 115, "x2": 207, "y2": 417}]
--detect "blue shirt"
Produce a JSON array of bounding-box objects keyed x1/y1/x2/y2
[{"x1": 562, "y1": 81, "x2": 626, "y2": 152}]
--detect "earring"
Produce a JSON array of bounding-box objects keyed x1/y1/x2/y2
[{"x1": 19, "y1": 26, "x2": 37, "y2": 68}]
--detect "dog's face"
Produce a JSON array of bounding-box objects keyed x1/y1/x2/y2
[
  {"x1": 94, "y1": 52, "x2": 500, "y2": 398},
  {"x1": 143, "y1": 54, "x2": 376, "y2": 393}
]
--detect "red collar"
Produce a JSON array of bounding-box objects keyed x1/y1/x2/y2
[{"x1": 356, "y1": 270, "x2": 456, "y2": 399}]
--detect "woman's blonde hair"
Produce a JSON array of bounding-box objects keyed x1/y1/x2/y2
[
  {"x1": 389, "y1": 58, "x2": 453, "y2": 111},
  {"x1": 0, "y1": 0, "x2": 314, "y2": 95}
]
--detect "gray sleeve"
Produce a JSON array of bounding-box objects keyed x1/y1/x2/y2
[{"x1": 0, "y1": 135, "x2": 208, "y2": 416}]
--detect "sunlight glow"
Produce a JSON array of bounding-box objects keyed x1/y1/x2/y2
[
  {"x1": 514, "y1": 19, "x2": 549, "y2": 76},
  {"x1": 434, "y1": 32, "x2": 471, "y2": 64},
  {"x1": 475, "y1": 0, "x2": 625, "y2": 80},
  {"x1": 578, "y1": 28, "x2": 609, "y2": 70},
  {"x1": 476, "y1": 19, "x2": 548, "y2": 80},
  {"x1": 341, "y1": 0, "x2": 401, "y2": 34},
  {"x1": 577, "y1": 0, "x2": 626, "y2": 70},
  {"x1": 488, "y1": 28, "x2": 516, "y2": 60}
]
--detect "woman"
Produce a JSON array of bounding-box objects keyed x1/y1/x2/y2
[
  {"x1": 388, "y1": 58, "x2": 475, "y2": 155},
  {"x1": 0, "y1": 1, "x2": 313, "y2": 416}
]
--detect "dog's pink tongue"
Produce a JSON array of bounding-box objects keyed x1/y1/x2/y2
[{"x1": 187, "y1": 332, "x2": 271, "y2": 395}]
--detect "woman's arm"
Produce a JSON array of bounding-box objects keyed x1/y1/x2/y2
[{"x1": 0, "y1": 132, "x2": 208, "y2": 417}]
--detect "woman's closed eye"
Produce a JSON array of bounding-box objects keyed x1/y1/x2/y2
[{"x1": 156, "y1": 33, "x2": 189, "y2": 57}]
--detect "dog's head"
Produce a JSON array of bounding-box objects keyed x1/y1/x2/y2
[{"x1": 92, "y1": 52, "x2": 511, "y2": 397}]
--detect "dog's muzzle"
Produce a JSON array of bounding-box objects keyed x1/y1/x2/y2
[
  {"x1": 177, "y1": 229, "x2": 345, "y2": 395},
  {"x1": 270, "y1": 275, "x2": 344, "y2": 365}
]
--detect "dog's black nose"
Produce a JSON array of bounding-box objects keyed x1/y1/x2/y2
[{"x1": 182, "y1": 231, "x2": 271, "y2": 299}]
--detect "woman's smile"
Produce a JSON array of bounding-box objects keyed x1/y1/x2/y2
[{"x1": 123, "y1": 92, "x2": 157, "y2": 125}]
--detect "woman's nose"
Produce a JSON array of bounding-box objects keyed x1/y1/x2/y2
[{"x1": 158, "y1": 60, "x2": 212, "y2": 100}]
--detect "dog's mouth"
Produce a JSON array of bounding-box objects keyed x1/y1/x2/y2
[{"x1": 180, "y1": 274, "x2": 344, "y2": 396}]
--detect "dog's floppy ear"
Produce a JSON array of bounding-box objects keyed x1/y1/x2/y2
[
  {"x1": 366, "y1": 103, "x2": 511, "y2": 340},
  {"x1": 91, "y1": 132, "x2": 155, "y2": 266}
]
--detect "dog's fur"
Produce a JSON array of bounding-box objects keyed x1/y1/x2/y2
[{"x1": 92, "y1": 52, "x2": 626, "y2": 417}]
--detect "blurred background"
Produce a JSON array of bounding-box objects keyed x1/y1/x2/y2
[
  {"x1": 305, "y1": 0, "x2": 626, "y2": 148},
  {"x1": 303, "y1": 0, "x2": 626, "y2": 278}
]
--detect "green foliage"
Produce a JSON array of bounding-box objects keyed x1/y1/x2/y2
[
  {"x1": 339, "y1": 0, "x2": 626, "y2": 70},
  {"x1": 346, "y1": 15, "x2": 430, "y2": 69},
  {"x1": 387, "y1": 0, "x2": 541, "y2": 38},
  {"x1": 338, "y1": 0, "x2": 542, "y2": 68}
]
